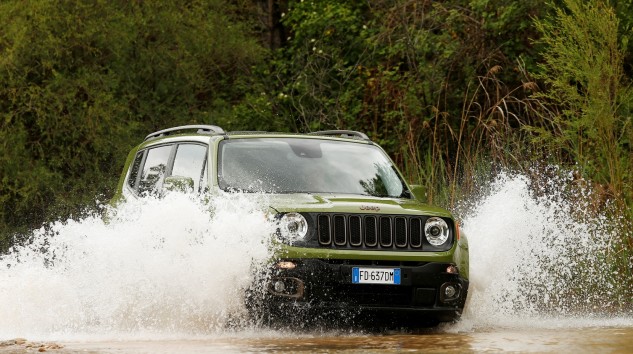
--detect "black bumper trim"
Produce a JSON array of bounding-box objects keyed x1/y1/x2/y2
[{"x1": 258, "y1": 258, "x2": 469, "y2": 323}]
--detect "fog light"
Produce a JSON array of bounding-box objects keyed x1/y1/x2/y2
[
  {"x1": 268, "y1": 277, "x2": 305, "y2": 299},
  {"x1": 273, "y1": 280, "x2": 286, "y2": 293},
  {"x1": 445, "y1": 285, "x2": 457, "y2": 298},
  {"x1": 446, "y1": 265, "x2": 459, "y2": 274}
]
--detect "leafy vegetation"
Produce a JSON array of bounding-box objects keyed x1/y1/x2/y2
[
  {"x1": 0, "y1": 0, "x2": 631, "y2": 302},
  {"x1": 0, "y1": 0, "x2": 263, "y2": 245}
]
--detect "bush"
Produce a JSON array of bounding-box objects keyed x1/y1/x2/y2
[{"x1": 0, "y1": 0, "x2": 265, "y2": 246}]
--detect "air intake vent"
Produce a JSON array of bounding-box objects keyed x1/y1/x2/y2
[
  {"x1": 333, "y1": 215, "x2": 347, "y2": 246},
  {"x1": 380, "y1": 217, "x2": 392, "y2": 247},
  {"x1": 349, "y1": 216, "x2": 362, "y2": 246},
  {"x1": 365, "y1": 216, "x2": 378, "y2": 247},
  {"x1": 395, "y1": 217, "x2": 408, "y2": 247},
  {"x1": 318, "y1": 215, "x2": 331, "y2": 245}
]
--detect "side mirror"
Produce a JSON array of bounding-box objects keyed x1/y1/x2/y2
[
  {"x1": 163, "y1": 175, "x2": 195, "y2": 193},
  {"x1": 409, "y1": 184, "x2": 427, "y2": 202}
]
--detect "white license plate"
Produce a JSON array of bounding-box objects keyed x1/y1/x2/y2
[{"x1": 352, "y1": 267, "x2": 401, "y2": 285}]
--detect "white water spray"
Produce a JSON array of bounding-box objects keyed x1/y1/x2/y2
[
  {"x1": 0, "y1": 192, "x2": 276, "y2": 339},
  {"x1": 457, "y1": 172, "x2": 632, "y2": 330}
]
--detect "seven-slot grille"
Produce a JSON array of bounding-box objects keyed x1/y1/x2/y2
[{"x1": 317, "y1": 214, "x2": 439, "y2": 250}]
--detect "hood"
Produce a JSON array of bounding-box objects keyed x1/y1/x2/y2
[{"x1": 265, "y1": 193, "x2": 453, "y2": 218}]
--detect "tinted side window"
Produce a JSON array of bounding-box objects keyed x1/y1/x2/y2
[
  {"x1": 138, "y1": 145, "x2": 172, "y2": 195},
  {"x1": 127, "y1": 151, "x2": 145, "y2": 189},
  {"x1": 171, "y1": 144, "x2": 207, "y2": 192}
]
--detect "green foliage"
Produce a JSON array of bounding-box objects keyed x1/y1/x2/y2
[
  {"x1": 263, "y1": 0, "x2": 546, "y2": 198},
  {"x1": 270, "y1": 0, "x2": 369, "y2": 132},
  {"x1": 610, "y1": 0, "x2": 633, "y2": 75},
  {"x1": 0, "y1": 0, "x2": 264, "y2": 245},
  {"x1": 532, "y1": 0, "x2": 632, "y2": 201}
]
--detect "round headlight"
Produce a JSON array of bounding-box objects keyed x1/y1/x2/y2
[
  {"x1": 424, "y1": 217, "x2": 450, "y2": 246},
  {"x1": 279, "y1": 212, "x2": 308, "y2": 243}
]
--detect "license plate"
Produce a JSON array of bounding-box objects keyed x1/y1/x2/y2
[{"x1": 352, "y1": 267, "x2": 401, "y2": 285}]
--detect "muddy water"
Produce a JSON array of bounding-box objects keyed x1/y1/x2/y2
[
  {"x1": 1, "y1": 174, "x2": 632, "y2": 353},
  {"x1": 3, "y1": 326, "x2": 633, "y2": 353}
]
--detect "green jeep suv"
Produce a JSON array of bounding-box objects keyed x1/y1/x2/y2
[{"x1": 113, "y1": 125, "x2": 469, "y2": 326}]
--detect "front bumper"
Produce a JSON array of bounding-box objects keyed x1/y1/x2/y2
[{"x1": 254, "y1": 258, "x2": 469, "y2": 323}]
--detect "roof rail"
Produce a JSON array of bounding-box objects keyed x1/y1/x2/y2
[
  {"x1": 144, "y1": 125, "x2": 225, "y2": 141},
  {"x1": 227, "y1": 131, "x2": 268, "y2": 135},
  {"x1": 309, "y1": 130, "x2": 370, "y2": 141}
]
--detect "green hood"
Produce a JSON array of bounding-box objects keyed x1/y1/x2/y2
[{"x1": 265, "y1": 193, "x2": 453, "y2": 218}]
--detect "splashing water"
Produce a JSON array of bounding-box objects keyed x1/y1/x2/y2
[
  {"x1": 456, "y1": 171, "x2": 632, "y2": 330},
  {"x1": 0, "y1": 173, "x2": 631, "y2": 341},
  {"x1": 0, "y1": 192, "x2": 276, "y2": 340}
]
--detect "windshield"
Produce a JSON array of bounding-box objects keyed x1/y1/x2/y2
[{"x1": 218, "y1": 138, "x2": 408, "y2": 197}]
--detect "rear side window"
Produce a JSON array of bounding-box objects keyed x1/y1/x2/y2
[
  {"x1": 127, "y1": 151, "x2": 145, "y2": 189},
  {"x1": 171, "y1": 144, "x2": 207, "y2": 192},
  {"x1": 138, "y1": 145, "x2": 172, "y2": 195}
]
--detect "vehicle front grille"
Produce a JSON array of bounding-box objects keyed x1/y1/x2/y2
[{"x1": 316, "y1": 214, "x2": 434, "y2": 250}]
